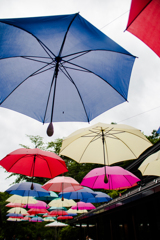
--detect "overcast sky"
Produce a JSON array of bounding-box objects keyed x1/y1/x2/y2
[{"x1": 0, "y1": 0, "x2": 160, "y2": 192}]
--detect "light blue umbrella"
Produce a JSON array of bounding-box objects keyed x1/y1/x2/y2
[
  {"x1": 0, "y1": 13, "x2": 135, "y2": 136},
  {"x1": 5, "y1": 182, "x2": 50, "y2": 197},
  {"x1": 83, "y1": 191, "x2": 112, "y2": 203},
  {"x1": 58, "y1": 187, "x2": 96, "y2": 200},
  {"x1": 6, "y1": 213, "x2": 23, "y2": 218}
]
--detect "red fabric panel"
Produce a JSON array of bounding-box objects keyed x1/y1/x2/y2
[
  {"x1": 127, "y1": 0, "x2": 151, "y2": 28},
  {"x1": 127, "y1": 0, "x2": 160, "y2": 57}
]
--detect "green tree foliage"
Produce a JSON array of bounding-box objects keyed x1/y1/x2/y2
[{"x1": 145, "y1": 129, "x2": 160, "y2": 144}]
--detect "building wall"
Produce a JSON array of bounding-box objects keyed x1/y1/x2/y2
[{"x1": 78, "y1": 190, "x2": 160, "y2": 240}]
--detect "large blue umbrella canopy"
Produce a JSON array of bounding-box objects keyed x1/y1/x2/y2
[
  {"x1": 0, "y1": 13, "x2": 135, "y2": 135},
  {"x1": 58, "y1": 186, "x2": 96, "y2": 200},
  {"x1": 83, "y1": 191, "x2": 112, "y2": 203},
  {"x1": 5, "y1": 182, "x2": 50, "y2": 197}
]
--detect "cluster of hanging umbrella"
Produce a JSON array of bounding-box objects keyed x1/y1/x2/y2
[{"x1": 1, "y1": 0, "x2": 159, "y2": 228}]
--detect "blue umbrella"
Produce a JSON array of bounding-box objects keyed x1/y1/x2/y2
[
  {"x1": 5, "y1": 182, "x2": 50, "y2": 197},
  {"x1": 6, "y1": 213, "x2": 23, "y2": 218},
  {"x1": 29, "y1": 216, "x2": 44, "y2": 222},
  {"x1": 83, "y1": 191, "x2": 112, "y2": 203},
  {"x1": 58, "y1": 187, "x2": 96, "y2": 200},
  {"x1": 0, "y1": 13, "x2": 135, "y2": 136}
]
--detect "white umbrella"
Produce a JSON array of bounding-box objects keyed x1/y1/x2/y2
[
  {"x1": 67, "y1": 208, "x2": 88, "y2": 214},
  {"x1": 139, "y1": 150, "x2": 160, "y2": 176},
  {"x1": 49, "y1": 198, "x2": 76, "y2": 207},
  {"x1": 60, "y1": 123, "x2": 152, "y2": 166},
  {"x1": 7, "y1": 207, "x2": 28, "y2": 215},
  {"x1": 45, "y1": 220, "x2": 68, "y2": 240},
  {"x1": 45, "y1": 221, "x2": 68, "y2": 227},
  {"x1": 6, "y1": 195, "x2": 38, "y2": 204}
]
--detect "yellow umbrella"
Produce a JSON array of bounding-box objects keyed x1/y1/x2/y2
[
  {"x1": 60, "y1": 122, "x2": 152, "y2": 166},
  {"x1": 49, "y1": 198, "x2": 76, "y2": 207},
  {"x1": 139, "y1": 150, "x2": 160, "y2": 176},
  {"x1": 6, "y1": 195, "x2": 38, "y2": 204},
  {"x1": 7, "y1": 207, "x2": 28, "y2": 215}
]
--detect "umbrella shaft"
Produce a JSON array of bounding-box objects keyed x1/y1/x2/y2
[{"x1": 102, "y1": 130, "x2": 107, "y2": 166}]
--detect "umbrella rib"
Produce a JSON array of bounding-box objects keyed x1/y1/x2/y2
[
  {"x1": 43, "y1": 68, "x2": 57, "y2": 124},
  {"x1": 0, "y1": 62, "x2": 55, "y2": 105},
  {"x1": 107, "y1": 133, "x2": 138, "y2": 159},
  {"x1": 58, "y1": 13, "x2": 79, "y2": 57},
  {"x1": 123, "y1": 174, "x2": 133, "y2": 188},
  {"x1": 59, "y1": 65, "x2": 90, "y2": 122},
  {"x1": 22, "y1": 56, "x2": 54, "y2": 65},
  {"x1": 2, "y1": 154, "x2": 29, "y2": 173},
  {"x1": 78, "y1": 134, "x2": 102, "y2": 163},
  {"x1": 64, "y1": 61, "x2": 128, "y2": 101},
  {"x1": 63, "y1": 49, "x2": 136, "y2": 60},
  {"x1": 62, "y1": 50, "x2": 91, "y2": 62},
  {"x1": 0, "y1": 20, "x2": 56, "y2": 59},
  {"x1": 38, "y1": 155, "x2": 53, "y2": 178}
]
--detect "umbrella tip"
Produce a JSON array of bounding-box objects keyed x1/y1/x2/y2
[
  {"x1": 31, "y1": 183, "x2": 34, "y2": 190},
  {"x1": 104, "y1": 174, "x2": 108, "y2": 184},
  {"x1": 47, "y1": 122, "x2": 54, "y2": 137}
]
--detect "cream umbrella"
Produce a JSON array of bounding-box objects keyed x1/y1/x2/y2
[
  {"x1": 60, "y1": 122, "x2": 152, "y2": 166},
  {"x1": 43, "y1": 217, "x2": 56, "y2": 222},
  {"x1": 7, "y1": 207, "x2": 28, "y2": 215},
  {"x1": 139, "y1": 150, "x2": 160, "y2": 176},
  {"x1": 7, "y1": 217, "x2": 22, "y2": 221},
  {"x1": 49, "y1": 198, "x2": 76, "y2": 208},
  {"x1": 67, "y1": 208, "x2": 88, "y2": 214},
  {"x1": 6, "y1": 195, "x2": 38, "y2": 204}
]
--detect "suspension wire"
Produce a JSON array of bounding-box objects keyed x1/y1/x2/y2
[
  {"x1": 117, "y1": 105, "x2": 160, "y2": 124},
  {"x1": 100, "y1": 10, "x2": 129, "y2": 30}
]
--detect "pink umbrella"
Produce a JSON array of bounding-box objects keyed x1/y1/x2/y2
[
  {"x1": 42, "y1": 176, "x2": 83, "y2": 192},
  {"x1": 5, "y1": 202, "x2": 25, "y2": 208},
  {"x1": 24, "y1": 200, "x2": 49, "y2": 209},
  {"x1": 71, "y1": 202, "x2": 96, "y2": 210},
  {"x1": 81, "y1": 166, "x2": 140, "y2": 190}
]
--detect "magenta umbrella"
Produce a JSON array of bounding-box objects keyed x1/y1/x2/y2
[
  {"x1": 71, "y1": 201, "x2": 96, "y2": 210},
  {"x1": 24, "y1": 200, "x2": 49, "y2": 209},
  {"x1": 81, "y1": 166, "x2": 140, "y2": 190}
]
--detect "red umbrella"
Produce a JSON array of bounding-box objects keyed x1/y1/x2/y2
[
  {"x1": 0, "y1": 148, "x2": 68, "y2": 178},
  {"x1": 57, "y1": 216, "x2": 73, "y2": 220},
  {"x1": 27, "y1": 208, "x2": 49, "y2": 215},
  {"x1": 48, "y1": 210, "x2": 68, "y2": 216},
  {"x1": 126, "y1": 0, "x2": 160, "y2": 57}
]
